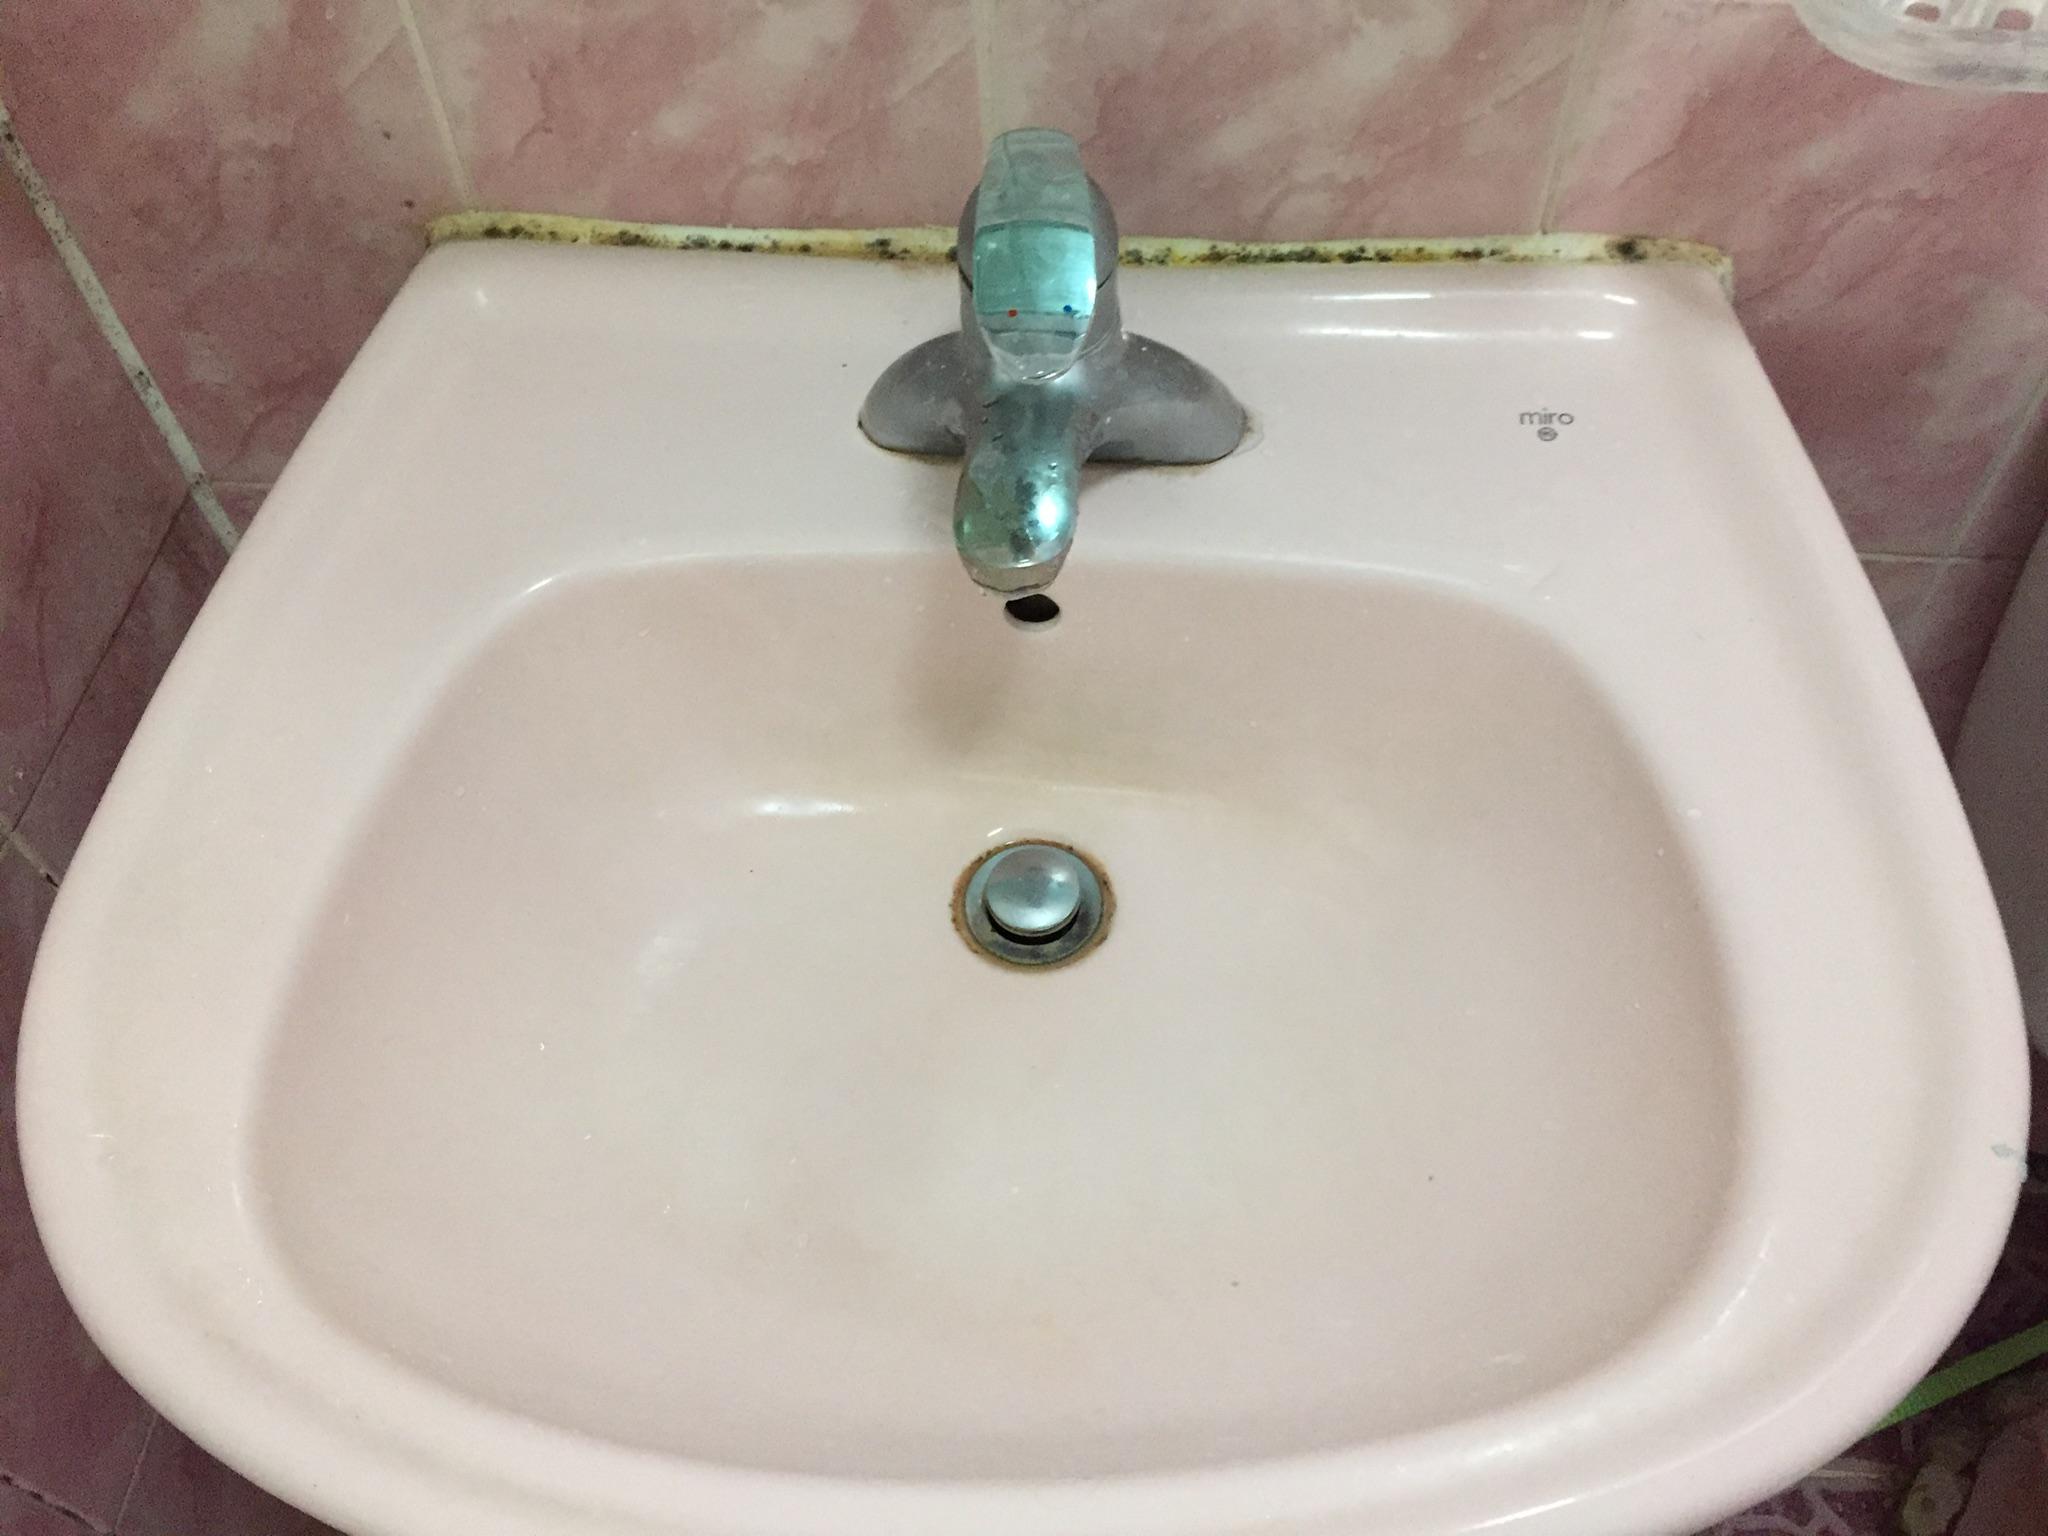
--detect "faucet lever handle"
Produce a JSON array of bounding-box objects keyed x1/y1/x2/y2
[{"x1": 967, "y1": 128, "x2": 1108, "y2": 381}]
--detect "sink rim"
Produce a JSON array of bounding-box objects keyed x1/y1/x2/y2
[{"x1": 16, "y1": 241, "x2": 2029, "y2": 1536}]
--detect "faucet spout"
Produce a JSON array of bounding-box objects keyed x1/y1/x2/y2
[
  {"x1": 859, "y1": 128, "x2": 1245, "y2": 599},
  {"x1": 954, "y1": 385, "x2": 1088, "y2": 595}
]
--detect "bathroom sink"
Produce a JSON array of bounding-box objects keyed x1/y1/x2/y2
[{"x1": 18, "y1": 240, "x2": 2027, "y2": 1536}]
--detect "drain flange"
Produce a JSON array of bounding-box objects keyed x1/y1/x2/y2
[{"x1": 956, "y1": 840, "x2": 1110, "y2": 968}]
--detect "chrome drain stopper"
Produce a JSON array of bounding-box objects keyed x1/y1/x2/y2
[{"x1": 956, "y1": 841, "x2": 1110, "y2": 968}]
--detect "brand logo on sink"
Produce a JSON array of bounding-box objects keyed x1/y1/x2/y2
[{"x1": 1520, "y1": 408, "x2": 1575, "y2": 443}]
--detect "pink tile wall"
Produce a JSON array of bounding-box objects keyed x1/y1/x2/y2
[
  {"x1": 422, "y1": 0, "x2": 981, "y2": 227},
  {"x1": 118, "y1": 1416, "x2": 339, "y2": 1536},
  {"x1": 0, "y1": 850, "x2": 157, "y2": 1529},
  {"x1": 1864, "y1": 554, "x2": 2025, "y2": 744},
  {"x1": 1, "y1": 0, "x2": 462, "y2": 486},
  {"x1": 16, "y1": 498, "x2": 229, "y2": 869},
  {"x1": 979, "y1": 0, "x2": 1588, "y2": 240},
  {"x1": 0, "y1": 154, "x2": 189, "y2": 835},
  {"x1": 1, "y1": 3, "x2": 2045, "y2": 1533},
  {"x1": 1551, "y1": 0, "x2": 2048, "y2": 562}
]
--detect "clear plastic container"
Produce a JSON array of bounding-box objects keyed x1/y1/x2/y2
[{"x1": 1793, "y1": 0, "x2": 2048, "y2": 90}]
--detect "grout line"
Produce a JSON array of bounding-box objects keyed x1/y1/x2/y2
[
  {"x1": 1937, "y1": 360, "x2": 2048, "y2": 563},
  {"x1": 3, "y1": 825, "x2": 62, "y2": 886},
  {"x1": 393, "y1": 0, "x2": 480, "y2": 209},
  {"x1": 1902, "y1": 360, "x2": 2048, "y2": 651},
  {"x1": 969, "y1": 0, "x2": 1013, "y2": 146},
  {"x1": 0, "y1": 103, "x2": 238, "y2": 556},
  {"x1": 10, "y1": 488, "x2": 189, "y2": 871},
  {"x1": 0, "y1": 1468, "x2": 107, "y2": 1534},
  {"x1": 110, "y1": 1413, "x2": 158, "y2": 1535},
  {"x1": 1856, "y1": 550, "x2": 2019, "y2": 566},
  {"x1": 210, "y1": 479, "x2": 274, "y2": 526},
  {"x1": 1533, "y1": 0, "x2": 1617, "y2": 234}
]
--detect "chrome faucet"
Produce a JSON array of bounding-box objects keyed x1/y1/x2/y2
[{"x1": 860, "y1": 129, "x2": 1246, "y2": 596}]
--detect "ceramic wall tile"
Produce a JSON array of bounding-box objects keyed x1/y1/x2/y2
[
  {"x1": 1910, "y1": 557, "x2": 2024, "y2": 749},
  {"x1": 116, "y1": 1416, "x2": 341, "y2": 1536},
  {"x1": 0, "y1": 170, "x2": 189, "y2": 830},
  {"x1": 0, "y1": 0, "x2": 463, "y2": 484},
  {"x1": 18, "y1": 500, "x2": 230, "y2": 873},
  {"x1": 422, "y1": 0, "x2": 981, "y2": 227},
  {"x1": 1961, "y1": 384, "x2": 2048, "y2": 564},
  {"x1": 215, "y1": 483, "x2": 272, "y2": 534},
  {"x1": 0, "y1": 1481, "x2": 95, "y2": 1536},
  {"x1": 1860, "y1": 554, "x2": 2019, "y2": 747},
  {"x1": 1553, "y1": 0, "x2": 2048, "y2": 558},
  {"x1": 1862, "y1": 553, "x2": 1941, "y2": 635},
  {"x1": 0, "y1": 847, "x2": 157, "y2": 1527},
  {"x1": 0, "y1": 842, "x2": 53, "y2": 1101},
  {"x1": 980, "y1": 0, "x2": 1585, "y2": 240}
]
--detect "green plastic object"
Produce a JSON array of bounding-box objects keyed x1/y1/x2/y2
[
  {"x1": 971, "y1": 128, "x2": 1098, "y2": 379},
  {"x1": 1876, "y1": 1318, "x2": 2048, "y2": 1429}
]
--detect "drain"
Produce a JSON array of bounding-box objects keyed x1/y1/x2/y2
[{"x1": 955, "y1": 840, "x2": 1110, "y2": 968}]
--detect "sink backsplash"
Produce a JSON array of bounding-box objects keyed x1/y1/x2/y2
[{"x1": 3, "y1": 0, "x2": 2045, "y2": 879}]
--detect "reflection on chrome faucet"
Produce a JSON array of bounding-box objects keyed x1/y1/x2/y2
[{"x1": 859, "y1": 129, "x2": 1246, "y2": 596}]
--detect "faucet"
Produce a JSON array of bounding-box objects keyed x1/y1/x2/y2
[{"x1": 860, "y1": 129, "x2": 1246, "y2": 596}]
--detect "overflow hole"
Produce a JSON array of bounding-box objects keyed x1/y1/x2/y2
[{"x1": 1004, "y1": 594, "x2": 1061, "y2": 628}]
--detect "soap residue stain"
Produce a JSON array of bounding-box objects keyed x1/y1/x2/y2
[
  {"x1": 1118, "y1": 231, "x2": 1729, "y2": 293},
  {"x1": 425, "y1": 212, "x2": 1732, "y2": 292},
  {"x1": 434, "y1": 212, "x2": 959, "y2": 265}
]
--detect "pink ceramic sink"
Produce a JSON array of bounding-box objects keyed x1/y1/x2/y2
[{"x1": 17, "y1": 240, "x2": 2027, "y2": 1536}]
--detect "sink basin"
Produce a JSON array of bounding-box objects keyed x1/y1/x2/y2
[{"x1": 18, "y1": 240, "x2": 2027, "y2": 1536}]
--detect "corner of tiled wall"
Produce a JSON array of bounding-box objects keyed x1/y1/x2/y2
[{"x1": 1, "y1": 4, "x2": 2044, "y2": 1534}]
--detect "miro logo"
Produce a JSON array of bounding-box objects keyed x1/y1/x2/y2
[{"x1": 1519, "y1": 408, "x2": 1575, "y2": 443}]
